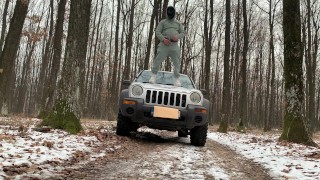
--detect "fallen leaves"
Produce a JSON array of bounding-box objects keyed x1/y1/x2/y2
[
  {"x1": 18, "y1": 125, "x2": 25, "y2": 132},
  {"x1": 305, "y1": 152, "x2": 320, "y2": 159},
  {"x1": 42, "y1": 141, "x2": 54, "y2": 148},
  {"x1": 0, "y1": 134, "x2": 15, "y2": 141},
  {"x1": 73, "y1": 150, "x2": 87, "y2": 161},
  {"x1": 32, "y1": 126, "x2": 51, "y2": 133},
  {"x1": 0, "y1": 117, "x2": 125, "y2": 179}
]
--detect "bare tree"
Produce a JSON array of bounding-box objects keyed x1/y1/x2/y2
[
  {"x1": 0, "y1": 0, "x2": 29, "y2": 115},
  {"x1": 203, "y1": 0, "x2": 214, "y2": 93},
  {"x1": 41, "y1": 0, "x2": 67, "y2": 116},
  {"x1": 42, "y1": 0, "x2": 92, "y2": 134},
  {"x1": 280, "y1": 0, "x2": 315, "y2": 146},
  {"x1": 123, "y1": 0, "x2": 136, "y2": 80},
  {"x1": 144, "y1": 0, "x2": 159, "y2": 70},
  {"x1": 37, "y1": 0, "x2": 54, "y2": 111},
  {"x1": 0, "y1": 0, "x2": 10, "y2": 55},
  {"x1": 238, "y1": 0, "x2": 249, "y2": 130},
  {"x1": 218, "y1": 0, "x2": 231, "y2": 133}
]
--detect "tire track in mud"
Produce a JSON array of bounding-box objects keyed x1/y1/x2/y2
[{"x1": 67, "y1": 129, "x2": 273, "y2": 180}]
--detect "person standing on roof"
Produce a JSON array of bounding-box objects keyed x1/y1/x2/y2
[{"x1": 149, "y1": 6, "x2": 185, "y2": 86}]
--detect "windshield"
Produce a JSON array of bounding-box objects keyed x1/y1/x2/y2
[{"x1": 135, "y1": 71, "x2": 195, "y2": 89}]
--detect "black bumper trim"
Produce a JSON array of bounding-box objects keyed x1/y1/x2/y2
[{"x1": 120, "y1": 98, "x2": 208, "y2": 130}]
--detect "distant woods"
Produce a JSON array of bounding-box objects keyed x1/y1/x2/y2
[{"x1": 0, "y1": 0, "x2": 319, "y2": 133}]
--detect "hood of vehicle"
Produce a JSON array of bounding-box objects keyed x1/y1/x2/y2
[{"x1": 131, "y1": 82, "x2": 198, "y2": 94}]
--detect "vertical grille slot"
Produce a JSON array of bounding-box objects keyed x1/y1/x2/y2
[
  {"x1": 146, "y1": 90, "x2": 151, "y2": 103},
  {"x1": 170, "y1": 93, "x2": 175, "y2": 105},
  {"x1": 152, "y1": 91, "x2": 157, "y2": 103},
  {"x1": 164, "y1": 92, "x2": 169, "y2": 105},
  {"x1": 158, "y1": 91, "x2": 163, "y2": 104},
  {"x1": 176, "y1": 94, "x2": 181, "y2": 106},
  {"x1": 182, "y1": 94, "x2": 186, "y2": 107}
]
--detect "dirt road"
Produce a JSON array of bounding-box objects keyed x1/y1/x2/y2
[{"x1": 66, "y1": 129, "x2": 273, "y2": 180}]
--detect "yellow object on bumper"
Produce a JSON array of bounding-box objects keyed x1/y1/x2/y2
[{"x1": 123, "y1": 100, "x2": 137, "y2": 105}]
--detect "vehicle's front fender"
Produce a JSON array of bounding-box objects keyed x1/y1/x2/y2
[
  {"x1": 119, "y1": 89, "x2": 129, "y2": 104},
  {"x1": 203, "y1": 99, "x2": 210, "y2": 112}
]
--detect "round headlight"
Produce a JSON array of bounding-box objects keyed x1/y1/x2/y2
[
  {"x1": 190, "y1": 92, "x2": 201, "y2": 103},
  {"x1": 132, "y1": 85, "x2": 143, "y2": 96}
]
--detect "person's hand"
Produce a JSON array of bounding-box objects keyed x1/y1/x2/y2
[
  {"x1": 163, "y1": 38, "x2": 171, "y2": 46},
  {"x1": 172, "y1": 35, "x2": 179, "y2": 42}
]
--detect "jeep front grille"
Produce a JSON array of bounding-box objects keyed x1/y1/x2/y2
[{"x1": 145, "y1": 90, "x2": 187, "y2": 107}]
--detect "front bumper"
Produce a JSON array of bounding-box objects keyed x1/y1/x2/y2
[{"x1": 120, "y1": 98, "x2": 208, "y2": 131}]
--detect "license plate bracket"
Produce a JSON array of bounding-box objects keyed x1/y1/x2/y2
[{"x1": 153, "y1": 106, "x2": 180, "y2": 119}]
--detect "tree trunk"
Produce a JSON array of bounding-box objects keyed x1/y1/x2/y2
[
  {"x1": 312, "y1": 16, "x2": 319, "y2": 131},
  {"x1": 144, "y1": 0, "x2": 159, "y2": 70},
  {"x1": 123, "y1": 0, "x2": 136, "y2": 80},
  {"x1": 0, "y1": 0, "x2": 10, "y2": 55},
  {"x1": 203, "y1": 0, "x2": 213, "y2": 95},
  {"x1": 0, "y1": 0, "x2": 29, "y2": 115},
  {"x1": 239, "y1": 0, "x2": 249, "y2": 130},
  {"x1": 218, "y1": 0, "x2": 231, "y2": 133},
  {"x1": 43, "y1": 0, "x2": 92, "y2": 134},
  {"x1": 40, "y1": 0, "x2": 67, "y2": 117},
  {"x1": 232, "y1": 0, "x2": 241, "y2": 123},
  {"x1": 37, "y1": 0, "x2": 54, "y2": 111},
  {"x1": 305, "y1": 0, "x2": 316, "y2": 134},
  {"x1": 88, "y1": 1, "x2": 103, "y2": 114},
  {"x1": 180, "y1": 0, "x2": 189, "y2": 73},
  {"x1": 109, "y1": 0, "x2": 121, "y2": 115},
  {"x1": 16, "y1": 41, "x2": 36, "y2": 113},
  {"x1": 280, "y1": 0, "x2": 315, "y2": 146},
  {"x1": 85, "y1": 0, "x2": 99, "y2": 114}
]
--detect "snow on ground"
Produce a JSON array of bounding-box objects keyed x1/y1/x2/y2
[
  {"x1": 208, "y1": 131, "x2": 320, "y2": 180},
  {"x1": 0, "y1": 117, "x2": 109, "y2": 179},
  {"x1": 2, "y1": 116, "x2": 320, "y2": 180},
  {"x1": 103, "y1": 127, "x2": 232, "y2": 180},
  {"x1": 135, "y1": 128, "x2": 230, "y2": 179},
  {"x1": 140, "y1": 143, "x2": 230, "y2": 179}
]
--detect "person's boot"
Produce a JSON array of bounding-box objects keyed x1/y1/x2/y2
[
  {"x1": 149, "y1": 73, "x2": 157, "y2": 84},
  {"x1": 174, "y1": 78, "x2": 181, "y2": 86}
]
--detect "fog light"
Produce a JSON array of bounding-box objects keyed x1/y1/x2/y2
[
  {"x1": 195, "y1": 108, "x2": 207, "y2": 113},
  {"x1": 195, "y1": 116, "x2": 202, "y2": 123},
  {"x1": 126, "y1": 107, "x2": 134, "y2": 114},
  {"x1": 123, "y1": 100, "x2": 136, "y2": 105}
]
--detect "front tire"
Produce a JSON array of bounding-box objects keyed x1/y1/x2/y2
[
  {"x1": 116, "y1": 111, "x2": 138, "y2": 136},
  {"x1": 190, "y1": 124, "x2": 208, "y2": 146}
]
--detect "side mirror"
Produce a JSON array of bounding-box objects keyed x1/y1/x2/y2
[
  {"x1": 200, "y1": 89, "x2": 207, "y2": 96},
  {"x1": 122, "y1": 80, "x2": 131, "y2": 86}
]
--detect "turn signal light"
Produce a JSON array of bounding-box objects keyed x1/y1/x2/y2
[
  {"x1": 195, "y1": 108, "x2": 207, "y2": 114},
  {"x1": 123, "y1": 100, "x2": 137, "y2": 105}
]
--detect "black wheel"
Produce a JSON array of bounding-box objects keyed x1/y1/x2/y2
[
  {"x1": 190, "y1": 124, "x2": 208, "y2": 146},
  {"x1": 116, "y1": 111, "x2": 139, "y2": 136},
  {"x1": 178, "y1": 129, "x2": 188, "y2": 137}
]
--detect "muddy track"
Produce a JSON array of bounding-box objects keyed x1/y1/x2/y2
[{"x1": 65, "y1": 130, "x2": 273, "y2": 180}]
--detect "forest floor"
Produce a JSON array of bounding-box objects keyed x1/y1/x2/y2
[{"x1": 0, "y1": 117, "x2": 320, "y2": 179}]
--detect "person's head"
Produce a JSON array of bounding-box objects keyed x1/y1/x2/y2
[{"x1": 167, "y1": 6, "x2": 175, "y2": 19}]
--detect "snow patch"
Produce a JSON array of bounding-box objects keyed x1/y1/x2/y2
[
  {"x1": 208, "y1": 132, "x2": 320, "y2": 180},
  {"x1": 0, "y1": 124, "x2": 103, "y2": 179}
]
